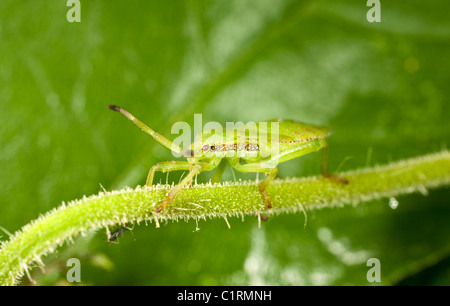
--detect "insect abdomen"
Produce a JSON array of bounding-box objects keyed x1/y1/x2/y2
[{"x1": 208, "y1": 142, "x2": 260, "y2": 158}]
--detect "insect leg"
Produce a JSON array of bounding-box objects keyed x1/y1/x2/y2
[
  {"x1": 258, "y1": 167, "x2": 278, "y2": 209},
  {"x1": 321, "y1": 143, "x2": 349, "y2": 184},
  {"x1": 228, "y1": 159, "x2": 277, "y2": 209},
  {"x1": 146, "y1": 161, "x2": 193, "y2": 186},
  {"x1": 155, "y1": 164, "x2": 203, "y2": 213},
  {"x1": 155, "y1": 158, "x2": 222, "y2": 213},
  {"x1": 211, "y1": 159, "x2": 228, "y2": 184}
]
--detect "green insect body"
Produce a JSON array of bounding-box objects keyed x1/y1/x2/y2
[
  {"x1": 185, "y1": 120, "x2": 330, "y2": 160},
  {"x1": 109, "y1": 105, "x2": 348, "y2": 214}
]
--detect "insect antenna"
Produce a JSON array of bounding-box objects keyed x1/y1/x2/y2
[{"x1": 109, "y1": 105, "x2": 182, "y2": 155}]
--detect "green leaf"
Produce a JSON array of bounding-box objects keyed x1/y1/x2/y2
[{"x1": 0, "y1": 0, "x2": 449, "y2": 285}]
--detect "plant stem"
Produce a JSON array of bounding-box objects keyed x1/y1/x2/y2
[{"x1": 1, "y1": 150, "x2": 450, "y2": 285}]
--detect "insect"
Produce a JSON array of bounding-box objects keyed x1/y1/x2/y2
[
  {"x1": 107, "y1": 224, "x2": 133, "y2": 243},
  {"x1": 109, "y1": 105, "x2": 348, "y2": 214}
]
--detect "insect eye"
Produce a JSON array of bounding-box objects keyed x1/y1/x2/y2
[
  {"x1": 210, "y1": 145, "x2": 216, "y2": 151},
  {"x1": 202, "y1": 144, "x2": 209, "y2": 151}
]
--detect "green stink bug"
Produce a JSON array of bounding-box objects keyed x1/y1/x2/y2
[{"x1": 109, "y1": 105, "x2": 348, "y2": 214}]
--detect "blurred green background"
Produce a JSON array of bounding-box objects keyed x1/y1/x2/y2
[{"x1": 0, "y1": 0, "x2": 449, "y2": 285}]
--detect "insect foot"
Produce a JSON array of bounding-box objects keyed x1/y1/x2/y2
[
  {"x1": 257, "y1": 184, "x2": 273, "y2": 222},
  {"x1": 260, "y1": 215, "x2": 269, "y2": 222},
  {"x1": 155, "y1": 196, "x2": 173, "y2": 213},
  {"x1": 325, "y1": 174, "x2": 349, "y2": 185}
]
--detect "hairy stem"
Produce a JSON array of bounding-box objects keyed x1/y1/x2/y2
[{"x1": 1, "y1": 151, "x2": 450, "y2": 285}]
